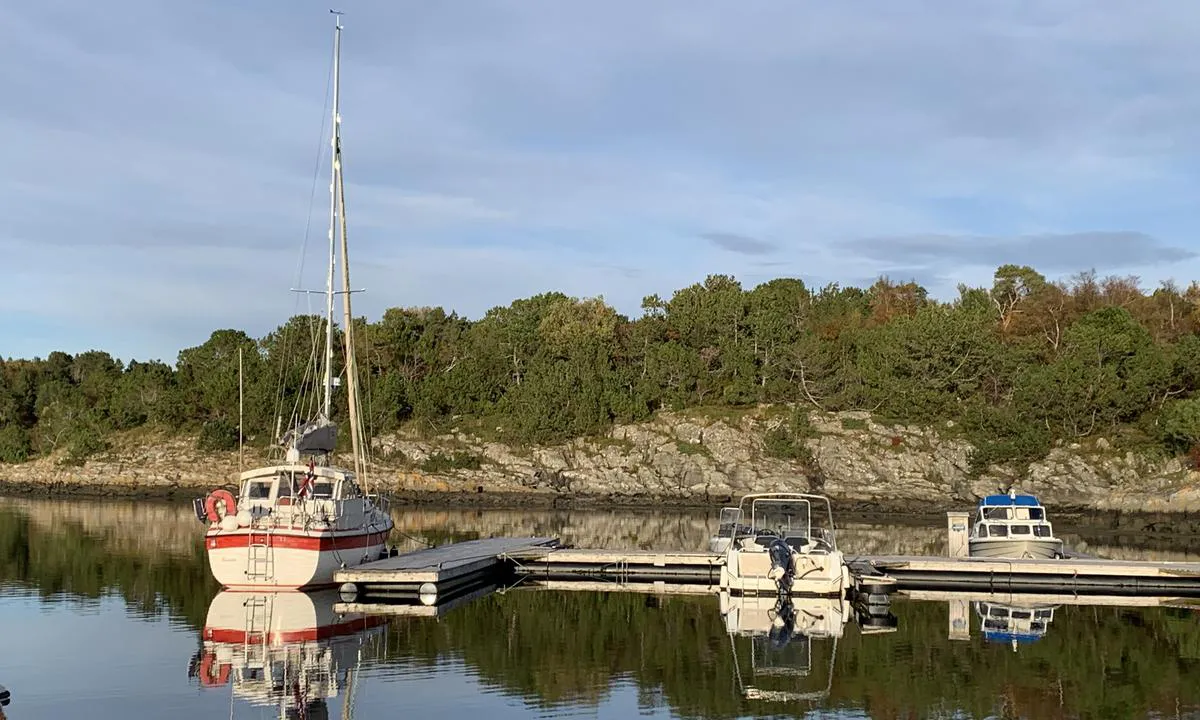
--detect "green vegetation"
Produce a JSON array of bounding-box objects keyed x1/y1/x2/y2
[
  {"x1": 4, "y1": 266, "x2": 1200, "y2": 475},
  {"x1": 420, "y1": 451, "x2": 483, "y2": 473}
]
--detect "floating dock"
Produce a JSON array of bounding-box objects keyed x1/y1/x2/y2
[
  {"x1": 333, "y1": 512, "x2": 1200, "y2": 609},
  {"x1": 511, "y1": 548, "x2": 723, "y2": 585},
  {"x1": 852, "y1": 555, "x2": 1200, "y2": 596},
  {"x1": 334, "y1": 537, "x2": 558, "y2": 601}
]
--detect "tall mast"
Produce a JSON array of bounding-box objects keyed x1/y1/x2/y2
[
  {"x1": 331, "y1": 12, "x2": 367, "y2": 486},
  {"x1": 321, "y1": 13, "x2": 342, "y2": 420}
]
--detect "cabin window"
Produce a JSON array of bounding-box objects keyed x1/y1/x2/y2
[
  {"x1": 989, "y1": 607, "x2": 1008, "y2": 618},
  {"x1": 977, "y1": 526, "x2": 988, "y2": 538},
  {"x1": 1011, "y1": 525, "x2": 1031, "y2": 535},
  {"x1": 1033, "y1": 525, "x2": 1051, "y2": 537},
  {"x1": 1011, "y1": 610, "x2": 1032, "y2": 620},
  {"x1": 1035, "y1": 609, "x2": 1052, "y2": 619},
  {"x1": 276, "y1": 475, "x2": 293, "y2": 498},
  {"x1": 984, "y1": 507, "x2": 1010, "y2": 520},
  {"x1": 989, "y1": 525, "x2": 1008, "y2": 537},
  {"x1": 312, "y1": 480, "x2": 334, "y2": 499},
  {"x1": 1029, "y1": 508, "x2": 1044, "y2": 520},
  {"x1": 246, "y1": 480, "x2": 272, "y2": 500}
]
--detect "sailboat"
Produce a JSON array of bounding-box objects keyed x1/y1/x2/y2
[{"x1": 193, "y1": 13, "x2": 395, "y2": 590}]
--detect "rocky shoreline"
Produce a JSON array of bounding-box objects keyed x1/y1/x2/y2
[{"x1": 3, "y1": 408, "x2": 1200, "y2": 518}]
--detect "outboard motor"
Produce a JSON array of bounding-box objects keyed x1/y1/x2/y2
[
  {"x1": 768, "y1": 594, "x2": 797, "y2": 648},
  {"x1": 191, "y1": 497, "x2": 208, "y2": 524},
  {"x1": 1, "y1": 682, "x2": 10, "y2": 706},
  {"x1": 766, "y1": 537, "x2": 795, "y2": 596}
]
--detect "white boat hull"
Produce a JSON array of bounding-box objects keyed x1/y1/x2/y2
[
  {"x1": 205, "y1": 527, "x2": 391, "y2": 589},
  {"x1": 969, "y1": 537, "x2": 1062, "y2": 559},
  {"x1": 720, "y1": 549, "x2": 850, "y2": 597}
]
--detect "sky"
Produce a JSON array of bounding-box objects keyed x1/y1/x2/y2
[{"x1": 4, "y1": 1, "x2": 1200, "y2": 363}]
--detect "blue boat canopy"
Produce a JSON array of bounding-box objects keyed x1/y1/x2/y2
[
  {"x1": 983, "y1": 631, "x2": 1042, "y2": 644},
  {"x1": 979, "y1": 494, "x2": 1041, "y2": 507}
]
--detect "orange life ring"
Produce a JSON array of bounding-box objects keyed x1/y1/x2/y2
[
  {"x1": 205, "y1": 489, "x2": 237, "y2": 523},
  {"x1": 198, "y1": 651, "x2": 231, "y2": 687}
]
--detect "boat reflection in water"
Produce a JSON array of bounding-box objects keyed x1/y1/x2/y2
[
  {"x1": 975, "y1": 600, "x2": 1057, "y2": 651},
  {"x1": 189, "y1": 589, "x2": 388, "y2": 719},
  {"x1": 720, "y1": 591, "x2": 897, "y2": 703}
]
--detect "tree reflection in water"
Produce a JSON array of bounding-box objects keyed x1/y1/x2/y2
[{"x1": 2, "y1": 499, "x2": 1199, "y2": 718}]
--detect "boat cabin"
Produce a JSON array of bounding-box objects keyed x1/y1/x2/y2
[
  {"x1": 972, "y1": 493, "x2": 1055, "y2": 540},
  {"x1": 235, "y1": 464, "x2": 368, "y2": 527}
]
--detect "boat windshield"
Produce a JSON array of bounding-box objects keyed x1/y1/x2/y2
[{"x1": 750, "y1": 498, "x2": 812, "y2": 540}]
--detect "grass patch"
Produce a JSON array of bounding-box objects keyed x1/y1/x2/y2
[
  {"x1": 420, "y1": 451, "x2": 483, "y2": 473},
  {"x1": 675, "y1": 440, "x2": 710, "y2": 457},
  {"x1": 841, "y1": 417, "x2": 868, "y2": 431},
  {"x1": 677, "y1": 405, "x2": 758, "y2": 428}
]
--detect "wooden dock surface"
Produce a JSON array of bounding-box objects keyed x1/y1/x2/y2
[{"x1": 335, "y1": 536, "x2": 558, "y2": 585}]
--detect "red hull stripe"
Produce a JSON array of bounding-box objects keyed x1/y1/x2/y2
[
  {"x1": 202, "y1": 616, "x2": 389, "y2": 645},
  {"x1": 206, "y1": 528, "x2": 391, "y2": 552}
]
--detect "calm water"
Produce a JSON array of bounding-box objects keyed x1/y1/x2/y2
[{"x1": 1, "y1": 496, "x2": 1199, "y2": 720}]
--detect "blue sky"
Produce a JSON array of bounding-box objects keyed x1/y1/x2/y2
[{"x1": 5, "y1": 1, "x2": 1200, "y2": 363}]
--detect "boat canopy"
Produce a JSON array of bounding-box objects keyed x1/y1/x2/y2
[
  {"x1": 982, "y1": 631, "x2": 1042, "y2": 644},
  {"x1": 979, "y1": 494, "x2": 1041, "y2": 507},
  {"x1": 279, "y1": 415, "x2": 337, "y2": 454}
]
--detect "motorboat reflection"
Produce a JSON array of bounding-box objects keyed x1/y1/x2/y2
[
  {"x1": 975, "y1": 600, "x2": 1057, "y2": 651},
  {"x1": 189, "y1": 588, "x2": 387, "y2": 719},
  {"x1": 720, "y1": 590, "x2": 897, "y2": 703}
]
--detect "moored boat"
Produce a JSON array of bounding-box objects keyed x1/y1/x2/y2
[
  {"x1": 968, "y1": 490, "x2": 1063, "y2": 559},
  {"x1": 714, "y1": 493, "x2": 851, "y2": 597},
  {"x1": 192, "y1": 13, "x2": 394, "y2": 590}
]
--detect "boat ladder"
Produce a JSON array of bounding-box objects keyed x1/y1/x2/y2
[
  {"x1": 246, "y1": 526, "x2": 275, "y2": 582},
  {"x1": 243, "y1": 594, "x2": 272, "y2": 666}
]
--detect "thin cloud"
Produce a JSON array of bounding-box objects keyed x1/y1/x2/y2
[
  {"x1": 849, "y1": 231, "x2": 1195, "y2": 273},
  {"x1": 701, "y1": 232, "x2": 779, "y2": 256}
]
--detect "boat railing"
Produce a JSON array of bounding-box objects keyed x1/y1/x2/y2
[{"x1": 366, "y1": 493, "x2": 390, "y2": 516}]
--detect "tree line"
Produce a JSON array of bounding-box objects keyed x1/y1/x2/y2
[{"x1": 4, "y1": 264, "x2": 1200, "y2": 473}]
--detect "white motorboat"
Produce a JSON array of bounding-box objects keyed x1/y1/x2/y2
[
  {"x1": 714, "y1": 493, "x2": 851, "y2": 597},
  {"x1": 969, "y1": 490, "x2": 1064, "y2": 559},
  {"x1": 192, "y1": 13, "x2": 394, "y2": 589}
]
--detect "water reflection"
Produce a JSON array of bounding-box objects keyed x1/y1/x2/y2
[
  {"x1": 720, "y1": 593, "x2": 863, "y2": 704},
  {"x1": 4, "y1": 495, "x2": 1200, "y2": 719},
  {"x1": 975, "y1": 600, "x2": 1056, "y2": 648},
  {"x1": 191, "y1": 589, "x2": 387, "y2": 719}
]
